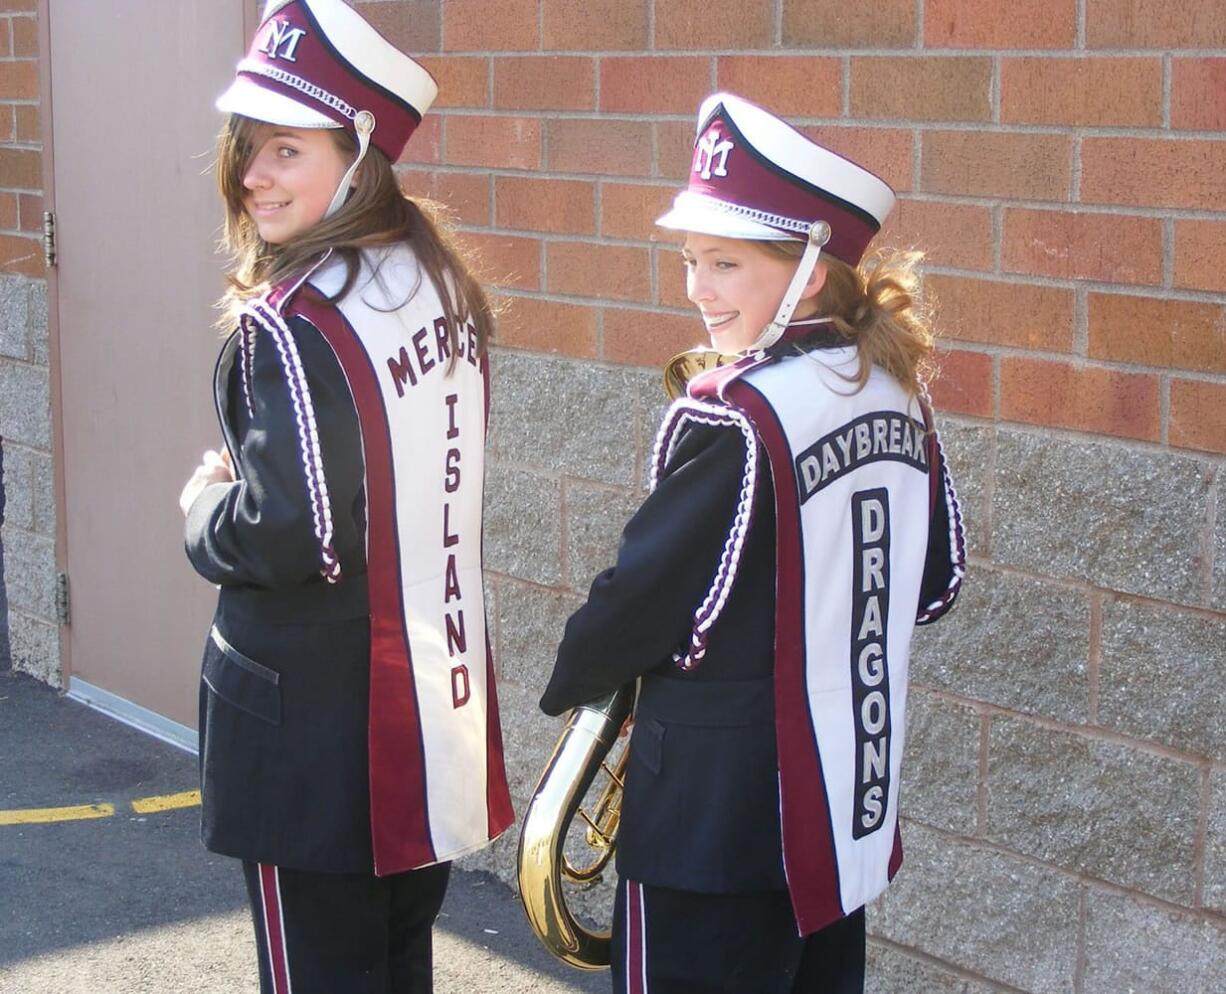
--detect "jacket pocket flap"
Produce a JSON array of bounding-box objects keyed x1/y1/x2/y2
[
  {"x1": 203, "y1": 626, "x2": 282, "y2": 725},
  {"x1": 629, "y1": 715, "x2": 665, "y2": 775}
]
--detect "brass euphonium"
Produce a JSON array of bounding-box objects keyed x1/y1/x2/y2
[
  {"x1": 516, "y1": 686, "x2": 635, "y2": 969},
  {"x1": 516, "y1": 347, "x2": 741, "y2": 970},
  {"x1": 662, "y1": 347, "x2": 742, "y2": 400}
]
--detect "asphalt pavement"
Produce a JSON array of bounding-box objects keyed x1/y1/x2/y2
[{"x1": 0, "y1": 669, "x2": 608, "y2": 994}]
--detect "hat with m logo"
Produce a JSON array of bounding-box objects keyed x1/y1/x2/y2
[
  {"x1": 657, "y1": 93, "x2": 895, "y2": 267},
  {"x1": 658, "y1": 93, "x2": 896, "y2": 350},
  {"x1": 216, "y1": 0, "x2": 437, "y2": 168}
]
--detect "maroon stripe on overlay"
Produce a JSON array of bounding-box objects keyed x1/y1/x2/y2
[
  {"x1": 721, "y1": 377, "x2": 845, "y2": 937},
  {"x1": 483, "y1": 629, "x2": 514, "y2": 839},
  {"x1": 292, "y1": 290, "x2": 436, "y2": 873}
]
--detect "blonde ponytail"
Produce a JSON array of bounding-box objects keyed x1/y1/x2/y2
[{"x1": 763, "y1": 242, "x2": 936, "y2": 396}]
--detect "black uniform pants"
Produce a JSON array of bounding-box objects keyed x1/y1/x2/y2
[
  {"x1": 241, "y1": 859, "x2": 451, "y2": 994},
  {"x1": 612, "y1": 877, "x2": 865, "y2": 994}
]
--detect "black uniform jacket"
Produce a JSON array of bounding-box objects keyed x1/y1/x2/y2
[
  {"x1": 540, "y1": 406, "x2": 958, "y2": 895},
  {"x1": 186, "y1": 316, "x2": 376, "y2": 873},
  {"x1": 541, "y1": 422, "x2": 788, "y2": 893}
]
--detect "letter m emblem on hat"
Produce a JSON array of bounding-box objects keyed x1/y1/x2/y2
[
  {"x1": 695, "y1": 131, "x2": 734, "y2": 180},
  {"x1": 260, "y1": 18, "x2": 308, "y2": 62}
]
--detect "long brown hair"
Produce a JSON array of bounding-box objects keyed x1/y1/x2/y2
[
  {"x1": 214, "y1": 114, "x2": 495, "y2": 361},
  {"x1": 762, "y1": 240, "x2": 935, "y2": 395}
]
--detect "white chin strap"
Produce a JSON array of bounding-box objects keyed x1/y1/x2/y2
[
  {"x1": 325, "y1": 110, "x2": 375, "y2": 219},
  {"x1": 748, "y1": 220, "x2": 832, "y2": 352}
]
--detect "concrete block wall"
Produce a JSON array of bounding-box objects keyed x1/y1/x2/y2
[
  {"x1": 0, "y1": 0, "x2": 58, "y2": 684},
  {"x1": 376, "y1": 1, "x2": 1225, "y2": 989}
]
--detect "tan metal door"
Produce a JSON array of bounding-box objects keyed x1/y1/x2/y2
[{"x1": 48, "y1": 0, "x2": 254, "y2": 730}]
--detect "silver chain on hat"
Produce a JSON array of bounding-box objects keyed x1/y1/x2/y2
[{"x1": 239, "y1": 59, "x2": 358, "y2": 121}]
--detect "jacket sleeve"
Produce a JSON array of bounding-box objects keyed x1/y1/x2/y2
[
  {"x1": 184, "y1": 316, "x2": 365, "y2": 589},
  {"x1": 540, "y1": 423, "x2": 752, "y2": 715}
]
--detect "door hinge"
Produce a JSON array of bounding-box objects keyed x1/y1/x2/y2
[
  {"x1": 55, "y1": 571, "x2": 70, "y2": 626},
  {"x1": 43, "y1": 211, "x2": 57, "y2": 268}
]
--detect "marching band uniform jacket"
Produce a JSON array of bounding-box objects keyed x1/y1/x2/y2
[
  {"x1": 542, "y1": 414, "x2": 795, "y2": 893},
  {"x1": 187, "y1": 313, "x2": 378, "y2": 873},
  {"x1": 187, "y1": 246, "x2": 513, "y2": 877},
  {"x1": 540, "y1": 335, "x2": 963, "y2": 908},
  {"x1": 542, "y1": 421, "x2": 789, "y2": 892}
]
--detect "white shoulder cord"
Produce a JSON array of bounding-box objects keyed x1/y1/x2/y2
[
  {"x1": 239, "y1": 297, "x2": 342, "y2": 584},
  {"x1": 651, "y1": 399, "x2": 760, "y2": 671}
]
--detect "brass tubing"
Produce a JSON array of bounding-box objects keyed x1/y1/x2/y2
[{"x1": 516, "y1": 687, "x2": 634, "y2": 970}]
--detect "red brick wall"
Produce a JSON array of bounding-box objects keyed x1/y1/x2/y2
[
  {"x1": 0, "y1": 0, "x2": 42, "y2": 280},
  {"x1": 382, "y1": 0, "x2": 1226, "y2": 456}
]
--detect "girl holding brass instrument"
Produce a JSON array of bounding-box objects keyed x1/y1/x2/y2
[
  {"x1": 180, "y1": 2, "x2": 511, "y2": 990},
  {"x1": 540, "y1": 93, "x2": 965, "y2": 993}
]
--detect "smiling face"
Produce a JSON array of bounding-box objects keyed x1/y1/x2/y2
[
  {"x1": 241, "y1": 124, "x2": 352, "y2": 244},
  {"x1": 682, "y1": 233, "x2": 825, "y2": 353}
]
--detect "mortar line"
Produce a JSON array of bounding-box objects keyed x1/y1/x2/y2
[
  {"x1": 1159, "y1": 373, "x2": 1171, "y2": 446},
  {"x1": 1086, "y1": 592, "x2": 1102, "y2": 725},
  {"x1": 1162, "y1": 217, "x2": 1175, "y2": 289},
  {"x1": 991, "y1": 55, "x2": 1001, "y2": 125},
  {"x1": 557, "y1": 474, "x2": 570, "y2": 589},
  {"x1": 867, "y1": 937, "x2": 1030, "y2": 993},
  {"x1": 1072, "y1": 285, "x2": 1089, "y2": 355},
  {"x1": 1201, "y1": 471, "x2": 1219, "y2": 605},
  {"x1": 917, "y1": 684, "x2": 1221, "y2": 767},
  {"x1": 1162, "y1": 53, "x2": 1172, "y2": 130},
  {"x1": 1073, "y1": 886, "x2": 1088, "y2": 993},
  {"x1": 1192, "y1": 765, "x2": 1211, "y2": 908},
  {"x1": 976, "y1": 712, "x2": 990, "y2": 837},
  {"x1": 899, "y1": 816, "x2": 1226, "y2": 927}
]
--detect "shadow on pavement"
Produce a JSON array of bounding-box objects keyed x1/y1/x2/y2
[
  {"x1": 0, "y1": 670, "x2": 246, "y2": 967},
  {"x1": 435, "y1": 869, "x2": 608, "y2": 993},
  {"x1": 0, "y1": 670, "x2": 608, "y2": 992}
]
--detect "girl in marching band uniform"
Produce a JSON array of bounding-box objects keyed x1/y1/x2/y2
[
  {"x1": 541, "y1": 93, "x2": 966, "y2": 993},
  {"x1": 179, "y1": 2, "x2": 511, "y2": 990}
]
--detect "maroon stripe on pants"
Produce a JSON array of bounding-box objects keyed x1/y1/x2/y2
[
  {"x1": 626, "y1": 880, "x2": 647, "y2": 994},
  {"x1": 259, "y1": 864, "x2": 292, "y2": 994}
]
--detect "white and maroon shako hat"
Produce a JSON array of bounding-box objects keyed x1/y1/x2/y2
[
  {"x1": 217, "y1": 0, "x2": 437, "y2": 214},
  {"x1": 658, "y1": 93, "x2": 895, "y2": 351},
  {"x1": 657, "y1": 93, "x2": 895, "y2": 264}
]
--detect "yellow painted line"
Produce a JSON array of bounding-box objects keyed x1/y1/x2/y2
[
  {"x1": 0, "y1": 803, "x2": 115, "y2": 825},
  {"x1": 1, "y1": 789, "x2": 201, "y2": 825},
  {"x1": 130, "y1": 790, "x2": 201, "y2": 814}
]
